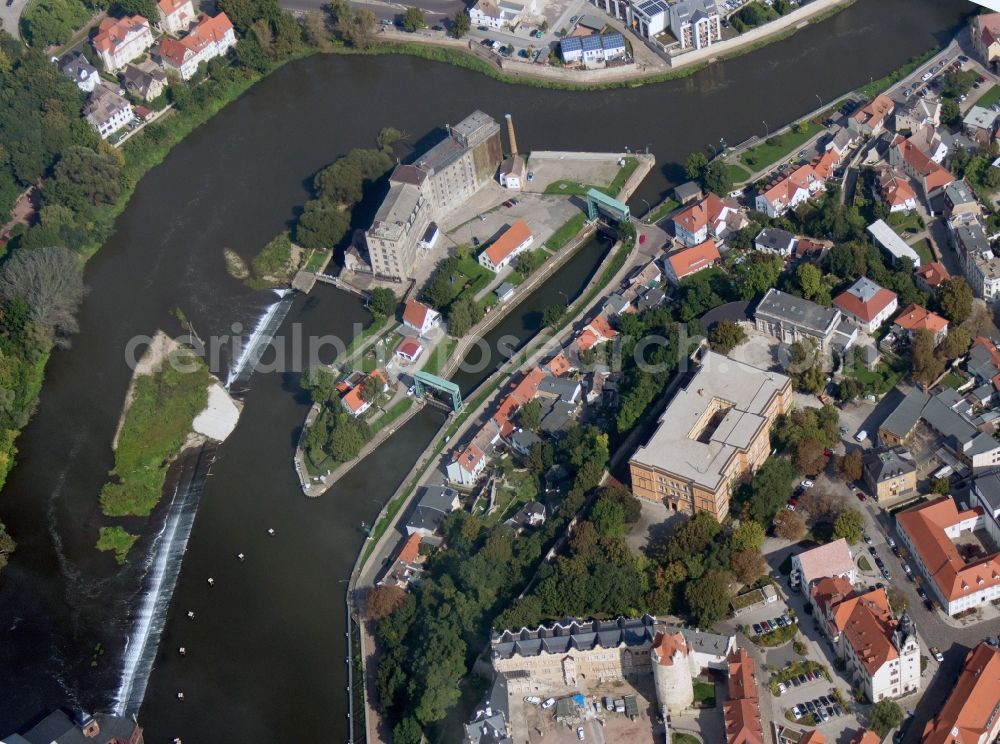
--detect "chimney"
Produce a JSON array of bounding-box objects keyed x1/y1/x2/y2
[{"x1": 505, "y1": 113, "x2": 518, "y2": 158}]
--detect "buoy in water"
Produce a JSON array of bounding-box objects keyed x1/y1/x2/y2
[
  {"x1": 178, "y1": 647, "x2": 186, "y2": 656},
  {"x1": 207, "y1": 577, "x2": 215, "y2": 586},
  {"x1": 186, "y1": 611, "x2": 195, "y2": 620},
  {"x1": 177, "y1": 692, "x2": 185, "y2": 701},
  {"x1": 237, "y1": 553, "x2": 245, "y2": 562}
]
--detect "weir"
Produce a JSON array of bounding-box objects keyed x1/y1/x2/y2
[
  {"x1": 225, "y1": 289, "x2": 294, "y2": 390},
  {"x1": 113, "y1": 443, "x2": 217, "y2": 716}
]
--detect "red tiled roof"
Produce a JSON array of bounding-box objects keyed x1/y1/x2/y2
[
  {"x1": 833, "y1": 281, "x2": 897, "y2": 324},
  {"x1": 651, "y1": 631, "x2": 687, "y2": 666},
  {"x1": 727, "y1": 648, "x2": 757, "y2": 701},
  {"x1": 341, "y1": 369, "x2": 387, "y2": 413},
  {"x1": 800, "y1": 733, "x2": 826, "y2": 744},
  {"x1": 848, "y1": 732, "x2": 878, "y2": 744},
  {"x1": 484, "y1": 219, "x2": 532, "y2": 266},
  {"x1": 893, "y1": 134, "x2": 955, "y2": 192},
  {"x1": 453, "y1": 440, "x2": 486, "y2": 473},
  {"x1": 667, "y1": 239, "x2": 720, "y2": 280},
  {"x1": 893, "y1": 304, "x2": 948, "y2": 334},
  {"x1": 673, "y1": 192, "x2": 728, "y2": 235},
  {"x1": 160, "y1": 12, "x2": 233, "y2": 67},
  {"x1": 158, "y1": 0, "x2": 189, "y2": 14},
  {"x1": 915, "y1": 261, "x2": 951, "y2": 288},
  {"x1": 852, "y1": 93, "x2": 895, "y2": 129},
  {"x1": 94, "y1": 15, "x2": 149, "y2": 53},
  {"x1": 723, "y1": 648, "x2": 763, "y2": 744},
  {"x1": 492, "y1": 368, "x2": 545, "y2": 437},
  {"x1": 839, "y1": 589, "x2": 898, "y2": 676},
  {"x1": 403, "y1": 298, "x2": 434, "y2": 330},
  {"x1": 546, "y1": 353, "x2": 571, "y2": 377},
  {"x1": 396, "y1": 337, "x2": 423, "y2": 358},
  {"x1": 396, "y1": 533, "x2": 422, "y2": 564},
  {"x1": 761, "y1": 163, "x2": 819, "y2": 210},
  {"x1": 923, "y1": 643, "x2": 1000, "y2": 744},
  {"x1": 812, "y1": 149, "x2": 840, "y2": 180},
  {"x1": 897, "y1": 496, "x2": 1000, "y2": 603},
  {"x1": 879, "y1": 170, "x2": 917, "y2": 207},
  {"x1": 577, "y1": 315, "x2": 617, "y2": 351}
]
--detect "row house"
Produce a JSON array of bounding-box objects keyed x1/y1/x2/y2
[
  {"x1": 888, "y1": 134, "x2": 955, "y2": 203},
  {"x1": 754, "y1": 162, "x2": 825, "y2": 219},
  {"x1": 848, "y1": 94, "x2": 895, "y2": 137},
  {"x1": 93, "y1": 15, "x2": 154, "y2": 72},
  {"x1": 894, "y1": 96, "x2": 941, "y2": 133},
  {"x1": 158, "y1": 13, "x2": 236, "y2": 81},
  {"x1": 672, "y1": 192, "x2": 745, "y2": 247}
]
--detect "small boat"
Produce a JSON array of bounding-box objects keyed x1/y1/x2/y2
[
  {"x1": 267, "y1": 528, "x2": 275, "y2": 536},
  {"x1": 186, "y1": 611, "x2": 195, "y2": 620},
  {"x1": 237, "y1": 553, "x2": 245, "y2": 562},
  {"x1": 207, "y1": 577, "x2": 215, "y2": 586},
  {"x1": 178, "y1": 647, "x2": 186, "y2": 656},
  {"x1": 176, "y1": 692, "x2": 185, "y2": 701}
]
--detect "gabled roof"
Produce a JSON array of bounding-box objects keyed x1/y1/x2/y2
[
  {"x1": 667, "y1": 239, "x2": 720, "y2": 280},
  {"x1": 396, "y1": 336, "x2": 423, "y2": 358},
  {"x1": 878, "y1": 169, "x2": 917, "y2": 207},
  {"x1": 577, "y1": 315, "x2": 617, "y2": 351},
  {"x1": 892, "y1": 134, "x2": 955, "y2": 192},
  {"x1": 93, "y1": 15, "x2": 149, "y2": 53},
  {"x1": 484, "y1": 219, "x2": 532, "y2": 266},
  {"x1": 794, "y1": 538, "x2": 853, "y2": 587},
  {"x1": 158, "y1": 0, "x2": 191, "y2": 14},
  {"x1": 848, "y1": 731, "x2": 879, "y2": 744},
  {"x1": 760, "y1": 163, "x2": 819, "y2": 209},
  {"x1": 852, "y1": 93, "x2": 895, "y2": 129},
  {"x1": 914, "y1": 261, "x2": 950, "y2": 288},
  {"x1": 673, "y1": 192, "x2": 729, "y2": 234},
  {"x1": 341, "y1": 369, "x2": 387, "y2": 413},
  {"x1": 833, "y1": 277, "x2": 897, "y2": 324},
  {"x1": 812, "y1": 149, "x2": 839, "y2": 180},
  {"x1": 838, "y1": 588, "x2": 899, "y2": 675},
  {"x1": 546, "y1": 352, "x2": 572, "y2": 377},
  {"x1": 160, "y1": 12, "x2": 234, "y2": 67},
  {"x1": 893, "y1": 304, "x2": 948, "y2": 334},
  {"x1": 403, "y1": 298, "x2": 435, "y2": 330},
  {"x1": 922, "y1": 643, "x2": 1000, "y2": 744}
]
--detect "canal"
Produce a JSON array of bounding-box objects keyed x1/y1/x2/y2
[{"x1": 0, "y1": 0, "x2": 971, "y2": 739}]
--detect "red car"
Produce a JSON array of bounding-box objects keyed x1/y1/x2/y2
[{"x1": 856, "y1": 491, "x2": 866, "y2": 502}]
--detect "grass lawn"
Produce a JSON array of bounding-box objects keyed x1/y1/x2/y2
[
  {"x1": 740, "y1": 121, "x2": 824, "y2": 172},
  {"x1": 543, "y1": 157, "x2": 638, "y2": 198},
  {"x1": 423, "y1": 336, "x2": 458, "y2": 377},
  {"x1": 673, "y1": 735, "x2": 700, "y2": 744},
  {"x1": 647, "y1": 198, "x2": 681, "y2": 224},
  {"x1": 545, "y1": 213, "x2": 587, "y2": 251},
  {"x1": 303, "y1": 248, "x2": 330, "y2": 273},
  {"x1": 99, "y1": 348, "x2": 211, "y2": 517},
  {"x1": 848, "y1": 353, "x2": 906, "y2": 396},
  {"x1": 941, "y1": 371, "x2": 967, "y2": 389},
  {"x1": 692, "y1": 680, "x2": 716, "y2": 708},
  {"x1": 486, "y1": 469, "x2": 538, "y2": 526},
  {"x1": 910, "y1": 238, "x2": 933, "y2": 265},
  {"x1": 370, "y1": 398, "x2": 413, "y2": 436},
  {"x1": 857, "y1": 48, "x2": 938, "y2": 99},
  {"x1": 887, "y1": 210, "x2": 925, "y2": 235},
  {"x1": 859, "y1": 556, "x2": 872, "y2": 571},
  {"x1": 727, "y1": 163, "x2": 752, "y2": 184},
  {"x1": 96, "y1": 526, "x2": 139, "y2": 565},
  {"x1": 979, "y1": 84, "x2": 1000, "y2": 109}
]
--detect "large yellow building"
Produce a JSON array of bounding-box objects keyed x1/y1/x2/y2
[{"x1": 629, "y1": 351, "x2": 792, "y2": 521}]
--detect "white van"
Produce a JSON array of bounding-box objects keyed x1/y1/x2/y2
[{"x1": 855, "y1": 430, "x2": 868, "y2": 442}]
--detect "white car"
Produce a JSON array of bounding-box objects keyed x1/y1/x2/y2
[
  {"x1": 800, "y1": 479, "x2": 814, "y2": 489},
  {"x1": 541, "y1": 698, "x2": 556, "y2": 709},
  {"x1": 921, "y1": 71, "x2": 933, "y2": 81},
  {"x1": 524, "y1": 696, "x2": 541, "y2": 705},
  {"x1": 777, "y1": 682, "x2": 788, "y2": 695},
  {"x1": 577, "y1": 727, "x2": 586, "y2": 740},
  {"x1": 792, "y1": 705, "x2": 803, "y2": 720},
  {"x1": 855, "y1": 430, "x2": 868, "y2": 442},
  {"x1": 931, "y1": 647, "x2": 944, "y2": 662}
]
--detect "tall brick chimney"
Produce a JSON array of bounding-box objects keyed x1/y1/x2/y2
[{"x1": 505, "y1": 113, "x2": 518, "y2": 158}]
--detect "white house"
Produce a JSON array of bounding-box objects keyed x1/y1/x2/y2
[
  {"x1": 159, "y1": 13, "x2": 236, "y2": 81},
  {"x1": 157, "y1": 0, "x2": 196, "y2": 34},
  {"x1": 92, "y1": 15, "x2": 154, "y2": 72},
  {"x1": 402, "y1": 298, "x2": 440, "y2": 335},
  {"x1": 755, "y1": 163, "x2": 823, "y2": 218},
  {"x1": 478, "y1": 219, "x2": 533, "y2": 272},
  {"x1": 84, "y1": 86, "x2": 134, "y2": 140},
  {"x1": 468, "y1": 0, "x2": 532, "y2": 29},
  {"x1": 57, "y1": 52, "x2": 100, "y2": 92},
  {"x1": 832, "y1": 277, "x2": 899, "y2": 334}
]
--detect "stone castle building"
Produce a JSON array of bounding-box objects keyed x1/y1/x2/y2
[{"x1": 650, "y1": 630, "x2": 695, "y2": 713}]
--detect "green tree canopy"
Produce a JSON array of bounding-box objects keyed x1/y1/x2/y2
[
  {"x1": 709, "y1": 319, "x2": 747, "y2": 354},
  {"x1": 684, "y1": 569, "x2": 732, "y2": 627},
  {"x1": 832, "y1": 507, "x2": 864, "y2": 544},
  {"x1": 936, "y1": 276, "x2": 973, "y2": 323}
]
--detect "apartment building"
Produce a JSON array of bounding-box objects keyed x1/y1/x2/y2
[
  {"x1": 922, "y1": 643, "x2": 1000, "y2": 744},
  {"x1": 629, "y1": 351, "x2": 792, "y2": 521},
  {"x1": 158, "y1": 13, "x2": 236, "y2": 81},
  {"x1": 670, "y1": 0, "x2": 721, "y2": 49},
  {"x1": 156, "y1": 0, "x2": 196, "y2": 33},
  {"x1": 84, "y1": 86, "x2": 134, "y2": 140},
  {"x1": 93, "y1": 15, "x2": 154, "y2": 72}
]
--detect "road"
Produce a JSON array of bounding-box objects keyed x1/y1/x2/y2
[{"x1": 0, "y1": 0, "x2": 26, "y2": 39}]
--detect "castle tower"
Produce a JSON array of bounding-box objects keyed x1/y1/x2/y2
[
  {"x1": 505, "y1": 113, "x2": 519, "y2": 158},
  {"x1": 651, "y1": 631, "x2": 694, "y2": 714}
]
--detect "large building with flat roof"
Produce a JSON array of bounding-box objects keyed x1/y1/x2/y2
[
  {"x1": 754, "y1": 288, "x2": 856, "y2": 352},
  {"x1": 628, "y1": 351, "x2": 792, "y2": 520}
]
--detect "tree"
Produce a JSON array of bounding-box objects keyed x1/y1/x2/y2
[
  {"x1": 744, "y1": 458, "x2": 797, "y2": 525},
  {"x1": 517, "y1": 399, "x2": 542, "y2": 431},
  {"x1": 941, "y1": 97, "x2": 961, "y2": 127},
  {"x1": 300, "y1": 9, "x2": 332, "y2": 49},
  {"x1": 832, "y1": 507, "x2": 864, "y2": 544},
  {"x1": 795, "y1": 438, "x2": 828, "y2": 476},
  {"x1": 46, "y1": 146, "x2": 122, "y2": 212},
  {"x1": 869, "y1": 700, "x2": 905, "y2": 738},
  {"x1": 617, "y1": 220, "x2": 637, "y2": 245},
  {"x1": 591, "y1": 498, "x2": 626, "y2": 538},
  {"x1": 328, "y1": 416, "x2": 368, "y2": 461},
  {"x1": 301, "y1": 365, "x2": 339, "y2": 405},
  {"x1": 337, "y1": 6, "x2": 377, "y2": 47},
  {"x1": 542, "y1": 304, "x2": 565, "y2": 327},
  {"x1": 985, "y1": 166, "x2": 1000, "y2": 190},
  {"x1": 367, "y1": 584, "x2": 407, "y2": 619},
  {"x1": 798, "y1": 486, "x2": 844, "y2": 523},
  {"x1": 703, "y1": 160, "x2": 733, "y2": 196},
  {"x1": 112, "y1": 0, "x2": 157, "y2": 19},
  {"x1": 597, "y1": 484, "x2": 642, "y2": 524},
  {"x1": 929, "y1": 476, "x2": 951, "y2": 494},
  {"x1": 20, "y1": 0, "x2": 91, "y2": 47},
  {"x1": 940, "y1": 69, "x2": 978, "y2": 98},
  {"x1": 446, "y1": 296, "x2": 481, "y2": 337},
  {"x1": 939, "y1": 326, "x2": 971, "y2": 360},
  {"x1": 937, "y1": 276, "x2": 973, "y2": 324},
  {"x1": 837, "y1": 377, "x2": 864, "y2": 403},
  {"x1": 731, "y1": 549, "x2": 766, "y2": 585},
  {"x1": 685, "y1": 569, "x2": 732, "y2": 627},
  {"x1": 0, "y1": 246, "x2": 85, "y2": 345},
  {"x1": 733, "y1": 251, "x2": 783, "y2": 300},
  {"x1": 797, "y1": 262, "x2": 831, "y2": 305},
  {"x1": 730, "y1": 520, "x2": 766, "y2": 552},
  {"x1": 360, "y1": 374, "x2": 382, "y2": 402},
  {"x1": 684, "y1": 151, "x2": 709, "y2": 180},
  {"x1": 773, "y1": 509, "x2": 806, "y2": 541},
  {"x1": 0, "y1": 520, "x2": 15, "y2": 573},
  {"x1": 295, "y1": 199, "x2": 350, "y2": 249},
  {"x1": 391, "y1": 717, "x2": 423, "y2": 744},
  {"x1": 368, "y1": 287, "x2": 397, "y2": 318},
  {"x1": 911, "y1": 328, "x2": 945, "y2": 386},
  {"x1": 451, "y1": 9, "x2": 469, "y2": 37},
  {"x1": 887, "y1": 585, "x2": 908, "y2": 615},
  {"x1": 836, "y1": 448, "x2": 863, "y2": 482},
  {"x1": 709, "y1": 319, "x2": 747, "y2": 354},
  {"x1": 402, "y1": 6, "x2": 425, "y2": 31}
]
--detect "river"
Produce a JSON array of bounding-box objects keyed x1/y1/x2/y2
[{"x1": 0, "y1": 0, "x2": 971, "y2": 739}]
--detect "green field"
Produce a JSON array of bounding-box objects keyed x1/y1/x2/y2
[
  {"x1": 910, "y1": 238, "x2": 933, "y2": 265},
  {"x1": 545, "y1": 213, "x2": 587, "y2": 251},
  {"x1": 544, "y1": 157, "x2": 639, "y2": 197},
  {"x1": 979, "y1": 84, "x2": 1000, "y2": 109},
  {"x1": 740, "y1": 121, "x2": 824, "y2": 172},
  {"x1": 693, "y1": 680, "x2": 716, "y2": 707},
  {"x1": 100, "y1": 348, "x2": 211, "y2": 517},
  {"x1": 647, "y1": 198, "x2": 681, "y2": 224},
  {"x1": 423, "y1": 337, "x2": 458, "y2": 377}
]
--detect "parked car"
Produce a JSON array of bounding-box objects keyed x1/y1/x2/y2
[
  {"x1": 856, "y1": 491, "x2": 867, "y2": 502},
  {"x1": 887, "y1": 536, "x2": 897, "y2": 548},
  {"x1": 792, "y1": 705, "x2": 803, "y2": 720},
  {"x1": 874, "y1": 556, "x2": 885, "y2": 569},
  {"x1": 791, "y1": 676, "x2": 802, "y2": 687},
  {"x1": 800, "y1": 479, "x2": 814, "y2": 489},
  {"x1": 882, "y1": 568, "x2": 892, "y2": 581},
  {"x1": 577, "y1": 727, "x2": 585, "y2": 740},
  {"x1": 855, "y1": 430, "x2": 868, "y2": 442},
  {"x1": 805, "y1": 700, "x2": 817, "y2": 713},
  {"x1": 869, "y1": 546, "x2": 878, "y2": 557},
  {"x1": 819, "y1": 708, "x2": 830, "y2": 722},
  {"x1": 797, "y1": 674, "x2": 808, "y2": 685},
  {"x1": 818, "y1": 695, "x2": 831, "y2": 707},
  {"x1": 778, "y1": 682, "x2": 787, "y2": 695},
  {"x1": 752, "y1": 623, "x2": 763, "y2": 635},
  {"x1": 542, "y1": 698, "x2": 556, "y2": 709},
  {"x1": 833, "y1": 704, "x2": 844, "y2": 716},
  {"x1": 903, "y1": 562, "x2": 912, "y2": 576},
  {"x1": 931, "y1": 647, "x2": 944, "y2": 662},
  {"x1": 524, "y1": 696, "x2": 542, "y2": 705},
  {"x1": 783, "y1": 614, "x2": 794, "y2": 625},
  {"x1": 863, "y1": 533, "x2": 873, "y2": 544},
  {"x1": 917, "y1": 587, "x2": 927, "y2": 600}
]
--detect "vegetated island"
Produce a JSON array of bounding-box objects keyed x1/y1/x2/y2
[{"x1": 96, "y1": 331, "x2": 241, "y2": 563}]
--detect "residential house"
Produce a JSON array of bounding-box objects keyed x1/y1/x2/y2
[
  {"x1": 754, "y1": 288, "x2": 855, "y2": 352},
  {"x1": 825, "y1": 127, "x2": 856, "y2": 160},
  {"x1": 495, "y1": 282, "x2": 515, "y2": 302},
  {"x1": 625, "y1": 0, "x2": 668, "y2": 38},
  {"x1": 121, "y1": 63, "x2": 167, "y2": 101},
  {"x1": 508, "y1": 429, "x2": 541, "y2": 457},
  {"x1": 833, "y1": 277, "x2": 898, "y2": 333},
  {"x1": 158, "y1": 13, "x2": 236, "y2": 81},
  {"x1": 629, "y1": 351, "x2": 792, "y2": 521},
  {"x1": 849, "y1": 733, "x2": 880, "y2": 744},
  {"x1": 402, "y1": 298, "x2": 440, "y2": 335},
  {"x1": 670, "y1": 0, "x2": 721, "y2": 49},
  {"x1": 754, "y1": 227, "x2": 796, "y2": 256},
  {"x1": 92, "y1": 15, "x2": 154, "y2": 72},
  {"x1": 559, "y1": 33, "x2": 627, "y2": 65},
  {"x1": 914, "y1": 261, "x2": 951, "y2": 292},
  {"x1": 664, "y1": 239, "x2": 721, "y2": 283},
  {"x1": 537, "y1": 375, "x2": 582, "y2": 404},
  {"x1": 875, "y1": 170, "x2": 918, "y2": 213},
  {"x1": 603, "y1": 291, "x2": 631, "y2": 317},
  {"x1": 156, "y1": 0, "x2": 196, "y2": 33},
  {"x1": 879, "y1": 387, "x2": 1000, "y2": 470},
  {"x1": 378, "y1": 533, "x2": 425, "y2": 588},
  {"x1": 1, "y1": 710, "x2": 144, "y2": 744},
  {"x1": 791, "y1": 539, "x2": 856, "y2": 592},
  {"x1": 944, "y1": 179, "x2": 982, "y2": 224},
  {"x1": 868, "y1": 219, "x2": 920, "y2": 267},
  {"x1": 892, "y1": 304, "x2": 948, "y2": 345},
  {"x1": 506, "y1": 500, "x2": 545, "y2": 530},
  {"x1": 922, "y1": 643, "x2": 1000, "y2": 744},
  {"x1": 811, "y1": 150, "x2": 840, "y2": 181},
  {"x1": 468, "y1": 0, "x2": 533, "y2": 29},
  {"x1": 973, "y1": 12, "x2": 1000, "y2": 68},
  {"x1": 539, "y1": 399, "x2": 578, "y2": 436},
  {"x1": 577, "y1": 315, "x2": 617, "y2": 352},
  {"x1": 57, "y1": 52, "x2": 99, "y2": 92},
  {"x1": 394, "y1": 336, "x2": 423, "y2": 363},
  {"x1": 954, "y1": 220, "x2": 1000, "y2": 300},
  {"x1": 793, "y1": 238, "x2": 829, "y2": 262},
  {"x1": 849, "y1": 94, "x2": 895, "y2": 137},
  {"x1": 897, "y1": 496, "x2": 1000, "y2": 617},
  {"x1": 895, "y1": 96, "x2": 941, "y2": 132},
  {"x1": 964, "y1": 105, "x2": 999, "y2": 145},
  {"x1": 405, "y1": 485, "x2": 461, "y2": 537},
  {"x1": 478, "y1": 219, "x2": 533, "y2": 272},
  {"x1": 723, "y1": 648, "x2": 763, "y2": 744},
  {"x1": 672, "y1": 192, "x2": 745, "y2": 247},
  {"x1": 755, "y1": 163, "x2": 824, "y2": 218},
  {"x1": 674, "y1": 181, "x2": 703, "y2": 205},
  {"x1": 546, "y1": 352, "x2": 573, "y2": 377},
  {"x1": 446, "y1": 435, "x2": 491, "y2": 486},
  {"x1": 889, "y1": 134, "x2": 955, "y2": 202},
  {"x1": 491, "y1": 368, "x2": 544, "y2": 437},
  {"x1": 862, "y1": 446, "x2": 917, "y2": 504},
  {"x1": 809, "y1": 575, "x2": 855, "y2": 631},
  {"x1": 84, "y1": 86, "x2": 134, "y2": 140},
  {"x1": 907, "y1": 123, "x2": 949, "y2": 164},
  {"x1": 340, "y1": 370, "x2": 388, "y2": 417},
  {"x1": 629, "y1": 260, "x2": 662, "y2": 289}
]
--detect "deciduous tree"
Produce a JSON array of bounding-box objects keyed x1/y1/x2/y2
[
  {"x1": 451, "y1": 9, "x2": 469, "y2": 37},
  {"x1": 836, "y1": 448, "x2": 863, "y2": 482},
  {"x1": 731, "y1": 549, "x2": 766, "y2": 585},
  {"x1": 730, "y1": 520, "x2": 765, "y2": 553},
  {"x1": 911, "y1": 328, "x2": 944, "y2": 386},
  {"x1": 709, "y1": 319, "x2": 747, "y2": 354},
  {"x1": 0, "y1": 246, "x2": 85, "y2": 345},
  {"x1": 832, "y1": 507, "x2": 864, "y2": 544},
  {"x1": 870, "y1": 700, "x2": 905, "y2": 738},
  {"x1": 402, "y1": 6, "x2": 425, "y2": 31},
  {"x1": 937, "y1": 276, "x2": 973, "y2": 323},
  {"x1": 773, "y1": 509, "x2": 806, "y2": 541},
  {"x1": 795, "y1": 437, "x2": 828, "y2": 476},
  {"x1": 685, "y1": 569, "x2": 732, "y2": 627},
  {"x1": 367, "y1": 584, "x2": 407, "y2": 619},
  {"x1": 368, "y1": 287, "x2": 398, "y2": 318}
]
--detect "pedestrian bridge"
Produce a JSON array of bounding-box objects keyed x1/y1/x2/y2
[
  {"x1": 586, "y1": 188, "x2": 630, "y2": 224},
  {"x1": 413, "y1": 371, "x2": 462, "y2": 412}
]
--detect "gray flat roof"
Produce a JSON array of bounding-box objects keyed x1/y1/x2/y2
[
  {"x1": 975, "y1": 469, "x2": 1000, "y2": 513},
  {"x1": 755, "y1": 288, "x2": 840, "y2": 336},
  {"x1": 868, "y1": 219, "x2": 920, "y2": 267},
  {"x1": 880, "y1": 387, "x2": 929, "y2": 439}
]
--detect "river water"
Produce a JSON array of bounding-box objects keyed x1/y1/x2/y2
[{"x1": 0, "y1": 0, "x2": 971, "y2": 739}]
